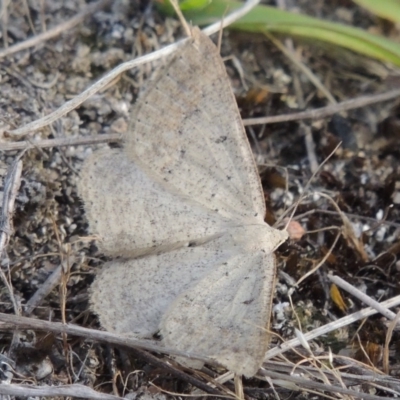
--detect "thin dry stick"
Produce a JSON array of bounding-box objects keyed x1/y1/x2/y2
[
  {"x1": 0, "y1": 382, "x2": 122, "y2": 400},
  {"x1": 129, "y1": 347, "x2": 227, "y2": 396},
  {"x1": 277, "y1": 142, "x2": 341, "y2": 228},
  {"x1": 275, "y1": 0, "x2": 305, "y2": 108},
  {"x1": 21, "y1": 0, "x2": 36, "y2": 35},
  {"x1": 293, "y1": 209, "x2": 400, "y2": 230},
  {"x1": 243, "y1": 88, "x2": 400, "y2": 126},
  {"x1": 383, "y1": 310, "x2": 400, "y2": 374},
  {"x1": 259, "y1": 369, "x2": 391, "y2": 400},
  {"x1": 24, "y1": 261, "x2": 71, "y2": 315},
  {"x1": 169, "y1": 0, "x2": 192, "y2": 38},
  {"x1": 264, "y1": 294, "x2": 400, "y2": 360},
  {"x1": 354, "y1": 334, "x2": 381, "y2": 373},
  {"x1": 289, "y1": 353, "x2": 342, "y2": 396},
  {"x1": 9, "y1": 51, "x2": 179, "y2": 137},
  {"x1": 8, "y1": 0, "x2": 259, "y2": 138},
  {"x1": 1, "y1": 0, "x2": 10, "y2": 49},
  {"x1": 0, "y1": 133, "x2": 121, "y2": 151},
  {"x1": 233, "y1": 375, "x2": 244, "y2": 400},
  {"x1": 296, "y1": 229, "x2": 341, "y2": 286},
  {"x1": 264, "y1": 32, "x2": 336, "y2": 105},
  {"x1": 314, "y1": 191, "x2": 369, "y2": 262},
  {"x1": 0, "y1": 152, "x2": 25, "y2": 358},
  {"x1": 0, "y1": 0, "x2": 112, "y2": 60},
  {"x1": 202, "y1": 0, "x2": 260, "y2": 37},
  {"x1": 328, "y1": 274, "x2": 397, "y2": 321},
  {"x1": 0, "y1": 153, "x2": 24, "y2": 257},
  {"x1": 3, "y1": 87, "x2": 400, "y2": 151},
  {"x1": 264, "y1": 359, "x2": 398, "y2": 388},
  {"x1": 0, "y1": 312, "x2": 211, "y2": 363},
  {"x1": 268, "y1": 29, "x2": 323, "y2": 180},
  {"x1": 302, "y1": 123, "x2": 319, "y2": 174},
  {"x1": 191, "y1": 294, "x2": 400, "y2": 387},
  {"x1": 151, "y1": 382, "x2": 235, "y2": 399},
  {"x1": 292, "y1": 353, "x2": 348, "y2": 389},
  {"x1": 4, "y1": 309, "x2": 383, "y2": 393},
  {"x1": 0, "y1": 152, "x2": 26, "y2": 317}
]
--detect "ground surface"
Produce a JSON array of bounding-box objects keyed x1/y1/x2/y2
[{"x1": 0, "y1": 0, "x2": 400, "y2": 398}]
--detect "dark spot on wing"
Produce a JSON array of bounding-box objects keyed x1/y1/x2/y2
[{"x1": 215, "y1": 136, "x2": 227, "y2": 144}]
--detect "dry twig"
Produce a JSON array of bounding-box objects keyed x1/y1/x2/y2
[
  {"x1": 0, "y1": 312, "x2": 210, "y2": 363},
  {"x1": 0, "y1": 133, "x2": 121, "y2": 151},
  {"x1": 0, "y1": 382, "x2": 122, "y2": 400},
  {"x1": 243, "y1": 88, "x2": 400, "y2": 126},
  {"x1": 0, "y1": 151, "x2": 25, "y2": 258},
  {"x1": 0, "y1": 151, "x2": 25, "y2": 356}
]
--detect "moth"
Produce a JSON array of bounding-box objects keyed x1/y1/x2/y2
[{"x1": 79, "y1": 27, "x2": 288, "y2": 377}]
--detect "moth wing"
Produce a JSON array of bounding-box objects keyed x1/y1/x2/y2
[
  {"x1": 125, "y1": 28, "x2": 266, "y2": 221},
  {"x1": 79, "y1": 148, "x2": 231, "y2": 257},
  {"x1": 160, "y1": 249, "x2": 276, "y2": 377},
  {"x1": 90, "y1": 236, "x2": 236, "y2": 336}
]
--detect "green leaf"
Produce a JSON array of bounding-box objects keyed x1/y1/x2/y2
[
  {"x1": 353, "y1": 0, "x2": 400, "y2": 22},
  {"x1": 156, "y1": 0, "x2": 400, "y2": 66},
  {"x1": 179, "y1": 0, "x2": 211, "y2": 12}
]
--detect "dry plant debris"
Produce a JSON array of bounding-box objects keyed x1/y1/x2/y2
[{"x1": 0, "y1": 0, "x2": 399, "y2": 399}]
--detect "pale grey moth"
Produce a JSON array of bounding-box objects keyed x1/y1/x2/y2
[{"x1": 79, "y1": 27, "x2": 288, "y2": 377}]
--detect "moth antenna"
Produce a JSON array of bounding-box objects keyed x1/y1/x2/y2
[{"x1": 169, "y1": 0, "x2": 192, "y2": 38}]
